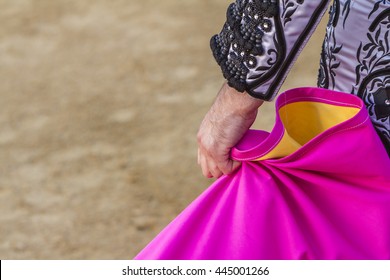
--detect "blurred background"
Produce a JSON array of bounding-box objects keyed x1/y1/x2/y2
[{"x1": 0, "y1": 0, "x2": 328, "y2": 259}]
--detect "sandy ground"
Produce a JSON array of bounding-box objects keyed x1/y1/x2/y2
[{"x1": 0, "y1": 0, "x2": 328, "y2": 259}]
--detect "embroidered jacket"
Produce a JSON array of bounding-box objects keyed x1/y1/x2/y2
[{"x1": 211, "y1": 0, "x2": 390, "y2": 153}]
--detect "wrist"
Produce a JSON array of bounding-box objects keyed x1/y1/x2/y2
[{"x1": 219, "y1": 82, "x2": 264, "y2": 116}]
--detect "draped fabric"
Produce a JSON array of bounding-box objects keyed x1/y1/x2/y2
[{"x1": 135, "y1": 88, "x2": 390, "y2": 260}]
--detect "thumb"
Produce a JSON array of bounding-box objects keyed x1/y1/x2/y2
[
  {"x1": 231, "y1": 160, "x2": 242, "y2": 173},
  {"x1": 220, "y1": 159, "x2": 242, "y2": 175}
]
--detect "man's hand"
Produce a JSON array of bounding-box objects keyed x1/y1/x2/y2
[{"x1": 197, "y1": 82, "x2": 263, "y2": 178}]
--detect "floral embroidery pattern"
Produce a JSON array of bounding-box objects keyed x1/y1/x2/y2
[
  {"x1": 318, "y1": 1, "x2": 343, "y2": 89},
  {"x1": 369, "y1": 0, "x2": 390, "y2": 18},
  {"x1": 282, "y1": 0, "x2": 304, "y2": 26},
  {"x1": 355, "y1": 8, "x2": 390, "y2": 146},
  {"x1": 210, "y1": 0, "x2": 308, "y2": 96},
  {"x1": 341, "y1": 0, "x2": 351, "y2": 27},
  {"x1": 210, "y1": 0, "x2": 279, "y2": 92},
  {"x1": 317, "y1": 1, "x2": 390, "y2": 152}
]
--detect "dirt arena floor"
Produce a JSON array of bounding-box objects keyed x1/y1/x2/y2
[{"x1": 0, "y1": 0, "x2": 329, "y2": 259}]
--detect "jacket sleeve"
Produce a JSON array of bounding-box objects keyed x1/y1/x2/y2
[{"x1": 210, "y1": 0, "x2": 331, "y2": 101}]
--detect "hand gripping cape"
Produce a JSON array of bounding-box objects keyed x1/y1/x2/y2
[{"x1": 135, "y1": 87, "x2": 390, "y2": 260}]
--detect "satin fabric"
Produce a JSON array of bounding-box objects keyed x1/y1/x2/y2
[{"x1": 135, "y1": 87, "x2": 390, "y2": 260}]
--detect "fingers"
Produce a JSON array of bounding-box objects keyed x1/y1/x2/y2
[
  {"x1": 207, "y1": 159, "x2": 223, "y2": 178},
  {"x1": 198, "y1": 148, "x2": 239, "y2": 179},
  {"x1": 225, "y1": 159, "x2": 242, "y2": 175},
  {"x1": 198, "y1": 148, "x2": 223, "y2": 178},
  {"x1": 231, "y1": 160, "x2": 242, "y2": 172},
  {"x1": 198, "y1": 149, "x2": 212, "y2": 178},
  {"x1": 196, "y1": 119, "x2": 243, "y2": 179}
]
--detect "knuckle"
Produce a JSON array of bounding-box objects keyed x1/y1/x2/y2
[
  {"x1": 214, "y1": 170, "x2": 223, "y2": 178},
  {"x1": 201, "y1": 166, "x2": 211, "y2": 178},
  {"x1": 196, "y1": 132, "x2": 202, "y2": 143},
  {"x1": 219, "y1": 165, "x2": 232, "y2": 175}
]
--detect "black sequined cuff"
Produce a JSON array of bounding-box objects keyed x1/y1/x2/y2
[
  {"x1": 211, "y1": 0, "x2": 278, "y2": 94},
  {"x1": 211, "y1": 0, "x2": 330, "y2": 101}
]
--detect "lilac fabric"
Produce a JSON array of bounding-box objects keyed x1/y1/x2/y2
[
  {"x1": 135, "y1": 87, "x2": 390, "y2": 260},
  {"x1": 318, "y1": 0, "x2": 390, "y2": 153}
]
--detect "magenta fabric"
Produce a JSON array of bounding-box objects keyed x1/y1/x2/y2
[{"x1": 135, "y1": 87, "x2": 390, "y2": 260}]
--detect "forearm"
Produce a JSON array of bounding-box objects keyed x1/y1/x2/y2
[{"x1": 214, "y1": 82, "x2": 264, "y2": 118}]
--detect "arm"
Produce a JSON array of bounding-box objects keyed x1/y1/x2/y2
[
  {"x1": 197, "y1": 82, "x2": 263, "y2": 178},
  {"x1": 198, "y1": 0, "x2": 330, "y2": 178}
]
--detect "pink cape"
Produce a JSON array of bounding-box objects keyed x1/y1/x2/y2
[{"x1": 135, "y1": 87, "x2": 390, "y2": 260}]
